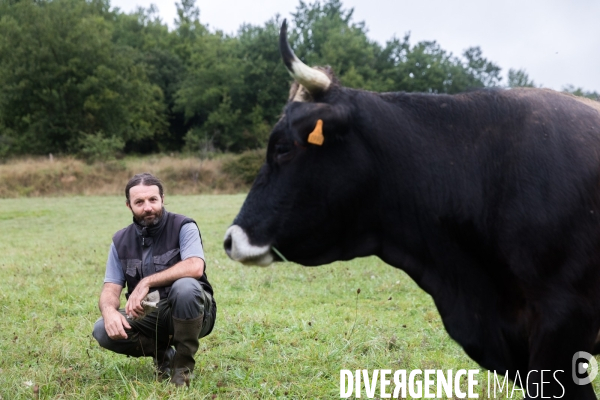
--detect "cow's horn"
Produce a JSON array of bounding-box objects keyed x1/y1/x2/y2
[{"x1": 279, "y1": 19, "x2": 331, "y2": 94}]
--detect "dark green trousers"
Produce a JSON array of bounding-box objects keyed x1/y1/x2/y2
[{"x1": 92, "y1": 278, "x2": 215, "y2": 357}]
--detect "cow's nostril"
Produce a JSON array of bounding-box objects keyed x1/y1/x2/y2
[
  {"x1": 223, "y1": 233, "x2": 233, "y2": 256},
  {"x1": 223, "y1": 225, "x2": 273, "y2": 265}
]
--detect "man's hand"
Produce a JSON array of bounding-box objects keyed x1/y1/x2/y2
[
  {"x1": 123, "y1": 257, "x2": 204, "y2": 319},
  {"x1": 125, "y1": 279, "x2": 149, "y2": 319},
  {"x1": 98, "y1": 282, "x2": 131, "y2": 339},
  {"x1": 103, "y1": 308, "x2": 132, "y2": 340}
]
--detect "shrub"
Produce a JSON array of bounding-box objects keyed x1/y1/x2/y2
[
  {"x1": 222, "y1": 149, "x2": 266, "y2": 185},
  {"x1": 77, "y1": 131, "x2": 124, "y2": 164},
  {"x1": 0, "y1": 135, "x2": 12, "y2": 163}
]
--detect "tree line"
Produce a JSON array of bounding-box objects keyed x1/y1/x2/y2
[{"x1": 0, "y1": 0, "x2": 597, "y2": 161}]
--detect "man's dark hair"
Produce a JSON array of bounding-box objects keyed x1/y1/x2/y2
[{"x1": 125, "y1": 173, "x2": 164, "y2": 204}]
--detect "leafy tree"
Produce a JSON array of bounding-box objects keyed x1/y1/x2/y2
[
  {"x1": 288, "y1": 0, "x2": 502, "y2": 94},
  {"x1": 562, "y1": 85, "x2": 599, "y2": 101},
  {"x1": 235, "y1": 19, "x2": 291, "y2": 128},
  {"x1": 380, "y1": 39, "x2": 460, "y2": 93},
  {"x1": 462, "y1": 47, "x2": 502, "y2": 87},
  {"x1": 0, "y1": 0, "x2": 167, "y2": 156},
  {"x1": 507, "y1": 68, "x2": 536, "y2": 88},
  {"x1": 175, "y1": 31, "x2": 244, "y2": 151},
  {"x1": 111, "y1": 6, "x2": 187, "y2": 151},
  {"x1": 78, "y1": 131, "x2": 124, "y2": 163},
  {"x1": 2, "y1": 0, "x2": 597, "y2": 158},
  {"x1": 291, "y1": 0, "x2": 388, "y2": 91},
  {"x1": 175, "y1": 7, "x2": 289, "y2": 152}
]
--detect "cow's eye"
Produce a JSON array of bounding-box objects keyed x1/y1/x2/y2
[{"x1": 274, "y1": 142, "x2": 294, "y2": 162}]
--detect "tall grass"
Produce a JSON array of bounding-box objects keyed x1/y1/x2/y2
[
  {"x1": 0, "y1": 154, "x2": 257, "y2": 198},
  {"x1": 0, "y1": 195, "x2": 597, "y2": 399}
]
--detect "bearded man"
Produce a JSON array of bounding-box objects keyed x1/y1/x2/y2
[{"x1": 92, "y1": 173, "x2": 216, "y2": 387}]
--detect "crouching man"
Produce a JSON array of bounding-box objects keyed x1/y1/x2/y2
[{"x1": 92, "y1": 173, "x2": 216, "y2": 387}]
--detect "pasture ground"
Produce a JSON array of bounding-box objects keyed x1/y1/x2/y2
[{"x1": 0, "y1": 195, "x2": 597, "y2": 399}]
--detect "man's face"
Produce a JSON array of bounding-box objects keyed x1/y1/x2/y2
[{"x1": 127, "y1": 184, "x2": 164, "y2": 226}]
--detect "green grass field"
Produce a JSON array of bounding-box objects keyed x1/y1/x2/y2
[{"x1": 0, "y1": 195, "x2": 597, "y2": 399}]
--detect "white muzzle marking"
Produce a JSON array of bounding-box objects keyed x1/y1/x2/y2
[{"x1": 224, "y1": 225, "x2": 274, "y2": 266}]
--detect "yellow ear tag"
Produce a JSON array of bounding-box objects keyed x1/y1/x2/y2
[{"x1": 307, "y1": 119, "x2": 324, "y2": 146}]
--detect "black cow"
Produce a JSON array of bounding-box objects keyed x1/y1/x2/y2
[{"x1": 224, "y1": 20, "x2": 600, "y2": 398}]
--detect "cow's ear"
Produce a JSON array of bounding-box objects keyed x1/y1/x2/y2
[{"x1": 290, "y1": 103, "x2": 350, "y2": 146}]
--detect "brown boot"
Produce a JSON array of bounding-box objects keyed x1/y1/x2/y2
[{"x1": 170, "y1": 315, "x2": 203, "y2": 387}]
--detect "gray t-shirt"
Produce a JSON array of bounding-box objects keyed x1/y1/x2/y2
[{"x1": 104, "y1": 222, "x2": 205, "y2": 286}]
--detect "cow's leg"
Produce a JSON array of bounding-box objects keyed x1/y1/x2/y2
[{"x1": 526, "y1": 309, "x2": 598, "y2": 400}]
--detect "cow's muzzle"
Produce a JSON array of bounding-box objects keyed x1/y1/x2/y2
[{"x1": 223, "y1": 225, "x2": 274, "y2": 266}]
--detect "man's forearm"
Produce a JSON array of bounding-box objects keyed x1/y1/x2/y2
[
  {"x1": 141, "y1": 257, "x2": 204, "y2": 290},
  {"x1": 99, "y1": 296, "x2": 119, "y2": 314},
  {"x1": 99, "y1": 284, "x2": 123, "y2": 316}
]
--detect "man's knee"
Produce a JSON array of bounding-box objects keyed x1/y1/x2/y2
[
  {"x1": 170, "y1": 278, "x2": 202, "y2": 303},
  {"x1": 92, "y1": 317, "x2": 112, "y2": 349},
  {"x1": 92, "y1": 316, "x2": 144, "y2": 356},
  {"x1": 168, "y1": 278, "x2": 206, "y2": 319}
]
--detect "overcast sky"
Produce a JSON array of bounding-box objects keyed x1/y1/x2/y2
[{"x1": 110, "y1": 0, "x2": 600, "y2": 93}]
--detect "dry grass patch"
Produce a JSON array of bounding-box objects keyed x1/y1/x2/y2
[{"x1": 0, "y1": 154, "x2": 259, "y2": 198}]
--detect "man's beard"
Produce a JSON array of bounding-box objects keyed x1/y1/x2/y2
[{"x1": 133, "y1": 207, "x2": 164, "y2": 227}]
